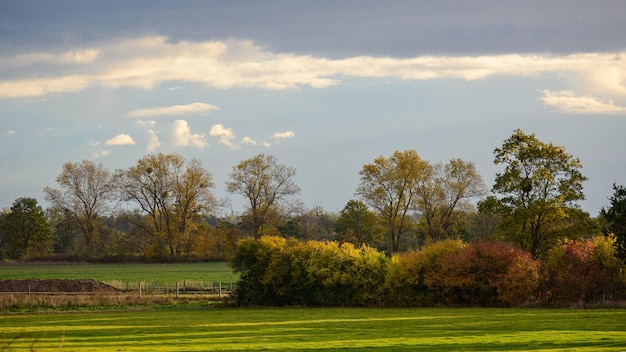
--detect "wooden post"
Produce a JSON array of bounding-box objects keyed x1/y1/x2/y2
[
  {"x1": 219, "y1": 282, "x2": 222, "y2": 298},
  {"x1": 139, "y1": 282, "x2": 143, "y2": 298},
  {"x1": 28, "y1": 284, "x2": 31, "y2": 297},
  {"x1": 176, "y1": 282, "x2": 179, "y2": 298}
]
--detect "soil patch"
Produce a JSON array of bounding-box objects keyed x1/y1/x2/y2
[{"x1": 0, "y1": 279, "x2": 119, "y2": 293}]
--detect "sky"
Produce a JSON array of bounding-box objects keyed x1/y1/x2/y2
[{"x1": 1, "y1": 0, "x2": 626, "y2": 216}]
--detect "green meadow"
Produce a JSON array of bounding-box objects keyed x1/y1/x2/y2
[
  {"x1": 0, "y1": 262, "x2": 236, "y2": 286},
  {"x1": 2, "y1": 308, "x2": 626, "y2": 351}
]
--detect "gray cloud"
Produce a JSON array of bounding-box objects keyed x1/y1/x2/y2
[{"x1": 2, "y1": 1, "x2": 625, "y2": 58}]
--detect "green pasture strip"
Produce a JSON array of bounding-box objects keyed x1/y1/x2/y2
[
  {"x1": 1, "y1": 308, "x2": 626, "y2": 351},
  {"x1": 0, "y1": 262, "x2": 236, "y2": 286}
]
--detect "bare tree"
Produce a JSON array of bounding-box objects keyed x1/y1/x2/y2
[
  {"x1": 415, "y1": 158, "x2": 487, "y2": 241},
  {"x1": 117, "y1": 153, "x2": 216, "y2": 256},
  {"x1": 44, "y1": 160, "x2": 115, "y2": 254},
  {"x1": 226, "y1": 153, "x2": 300, "y2": 239}
]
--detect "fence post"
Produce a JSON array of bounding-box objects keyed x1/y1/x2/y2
[
  {"x1": 28, "y1": 284, "x2": 31, "y2": 297},
  {"x1": 139, "y1": 282, "x2": 142, "y2": 298},
  {"x1": 176, "y1": 282, "x2": 179, "y2": 298},
  {"x1": 219, "y1": 282, "x2": 222, "y2": 298}
]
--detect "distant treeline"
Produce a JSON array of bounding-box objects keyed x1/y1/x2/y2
[{"x1": 1, "y1": 130, "x2": 626, "y2": 268}]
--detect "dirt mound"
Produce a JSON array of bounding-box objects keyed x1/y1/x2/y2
[{"x1": 0, "y1": 279, "x2": 120, "y2": 293}]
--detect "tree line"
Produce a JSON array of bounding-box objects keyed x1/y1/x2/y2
[{"x1": 1, "y1": 129, "x2": 625, "y2": 266}]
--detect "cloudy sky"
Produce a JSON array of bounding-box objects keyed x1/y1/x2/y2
[{"x1": 1, "y1": 1, "x2": 625, "y2": 216}]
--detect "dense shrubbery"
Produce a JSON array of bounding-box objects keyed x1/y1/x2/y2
[
  {"x1": 424, "y1": 241, "x2": 540, "y2": 307},
  {"x1": 231, "y1": 237, "x2": 387, "y2": 306},
  {"x1": 386, "y1": 239, "x2": 465, "y2": 306},
  {"x1": 232, "y1": 236, "x2": 626, "y2": 307},
  {"x1": 540, "y1": 235, "x2": 626, "y2": 306}
]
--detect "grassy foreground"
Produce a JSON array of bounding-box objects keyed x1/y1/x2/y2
[{"x1": 2, "y1": 308, "x2": 626, "y2": 351}]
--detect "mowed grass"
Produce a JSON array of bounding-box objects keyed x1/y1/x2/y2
[
  {"x1": 1, "y1": 308, "x2": 626, "y2": 351},
  {"x1": 0, "y1": 262, "x2": 236, "y2": 286}
]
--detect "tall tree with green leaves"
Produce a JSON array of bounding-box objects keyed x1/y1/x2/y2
[
  {"x1": 226, "y1": 153, "x2": 301, "y2": 239},
  {"x1": 0, "y1": 197, "x2": 52, "y2": 260},
  {"x1": 335, "y1": 199, "x2": 382, "y2": 246},
  {"x1": 488, "y1": 129, "x2": 587, "y2": 258},
  {"x1": 600, "y1": 184, "x2": 626, "y2": 260}
]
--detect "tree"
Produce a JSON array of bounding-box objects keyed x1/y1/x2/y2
[
  {"x1": 356, "y1": 150, "x2": 429, "y2": 253},
  {"x1": 335, "y1": 199, "x2": 382, "y2": 246},
  {"x1": 44, "y1": 160, "x2": 115, "y2": 254},
  {"x1": 488, "y1": 129, "x2": 587, "y2": 258},
  {"x1": 117, "y1": 153, "x2": 216, "y2": 257},
  {"x1": 226, "y1": 153, "x2": 300, "y2": 239},
  {"x1": 414, "y1": 158, "x2": 487, "y2": 242},
  {"x1": 600, "y1": 184, "x2": 626, "y2": 260},
  {"x1": 0, "y1": 197, "x2": 52, "y2": 260}
]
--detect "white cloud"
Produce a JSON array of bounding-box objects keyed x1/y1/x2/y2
[
  {"x1": 540, "y1": 90, "x2": 626, "y2": 114},
  {"x1": 2, "y1": 130, "x2": 16, "y2": 136},
  {"x1": 147, "y1": 130, "x2": 160, "y2": 152},
  {"x1": 171, "y1": 120, "x2": 206, "y2": 148},
  {"x1": 1, "y1": 36, "x2": 626, "y2": 101},
  {"x1": 0, "y1": 76, "x2": 90, "y2": 98},
  {"x1": 242, "y1": 137, "x2": 271, "y2": 147},
  {"x1": 210, "y1": 123, "x2": 239, "y2": 150},
  {"x1": 105, "y1": 134, "x2": 136, "y2": 146},
  {"x1": 1, "y1": 49, "x2": 100, "y2": 67},
  {"x1": 90, "y1": 141, "x2": 110, "y2": 158},
  {"x1": 241, "y1": 137, "x2": 257, "y2": 146},
  {"x1": 135, "y1": 119, "x2": 156, "y2": 127},
  {"x1": 273, "y1": 131, "x2": 295, "y2": 139},
  {"x1": 128, "y1": 102, "x2": 219, "y2": 118}
]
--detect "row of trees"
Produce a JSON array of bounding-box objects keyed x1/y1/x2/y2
[
  {"x1": 1, "y1": 129, "x2": 625, "y2": 263},
  {"x1": 232, "y1": 235, "x2": 626, "y2": 307}
]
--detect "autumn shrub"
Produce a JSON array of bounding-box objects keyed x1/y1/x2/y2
[
  {"x1": 386, "y1": 240, "x2": 465, "y2": 306},
  {"x1": 540, "y1": 236, "x2": 626, "y2": 306},
  {"x1": 301, "y1": 241, "x2": 388, "y2": 306},
  {"x1": 231, "y1": 236, "x2": 290, "y2": 305},
  {"x1": 231, "y1": 236, "x2": 388, "y2": 306},
  {"x1": 590, "y1": 234, "x2": 626, "y2": 301},
  {"x1": 425, "y1": 241, "x2": 540, "y2": 306}
]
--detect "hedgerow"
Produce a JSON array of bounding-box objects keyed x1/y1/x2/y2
[{"x1": 231, "y1": 236, "x2": 626, "y2": 307}]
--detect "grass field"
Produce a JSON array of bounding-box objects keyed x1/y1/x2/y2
[
  {"x1": 0, "y1": 262, "x2": 236, "y2": 287},
  {"x1": 1, "y1": 307, "x2": 626, "y2": 351}
]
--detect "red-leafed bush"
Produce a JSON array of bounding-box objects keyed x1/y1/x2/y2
[
  {"x1": 425, "y1": 241, "x2": 540, "y2": 306},
  {"x1": 541, "y1": 236, "x2": 626, "y2": 306}
]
